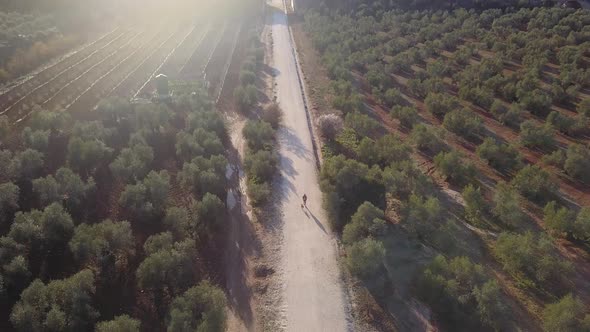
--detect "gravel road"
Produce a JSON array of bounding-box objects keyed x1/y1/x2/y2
[{"x1": 270, "y1": 1, "x2": 350, "y2": 331}]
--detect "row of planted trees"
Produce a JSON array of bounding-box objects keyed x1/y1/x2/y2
[
  {"x1": 304, "y1": 3, "x2": 590, "y2": 331},
  {"x1": 0, "y1": 82, "x2": 229, "y2": 331}
]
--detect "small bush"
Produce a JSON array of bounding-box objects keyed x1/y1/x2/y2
[
  {"x1": 391, "y1": 105, "x2": 418, "y2": 128},
  {"x1": 434, "y1": 150, "x2": 476, "y2": 186},
  {"x1": 519, "y1": 120, "x2": 555, "y2": 150},
  {"x1": 512, "y1": 165, "x2": 557, "y2": 202},
  {"x1": 261, "y1": 103, "x2": 282, "y2": 130},
  {"x1": 564, "y1": 144, "x2": 590, "y2": 183},
  {"x1": 443, "y1": 108, "x2": 483, "y2": 139},
  {"x1": 317, "y1": 114, "x2": 344, "y2": 140}
]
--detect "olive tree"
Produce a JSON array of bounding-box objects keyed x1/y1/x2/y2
[
  {"x1": 167, "y1": 281, "x2": 226, "y2": 332},
  {"x1": 10, "y1": 269, "x2": 98, "y2": 332}
]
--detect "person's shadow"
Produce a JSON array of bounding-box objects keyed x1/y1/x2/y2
[{"x1": 303, "y1": 207, "x2": 327, "y2": 234}]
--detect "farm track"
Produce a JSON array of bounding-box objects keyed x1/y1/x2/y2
[
  {"x1": 205, "y1": 22, "x2": 243, "y2": 101},
  {"x1": 0, "y1": 29, "x2": 131, "y2": 119},
  {"x1": 0, "y1": 28, "x2": 121, "y2": 110},
  {"x1": 180, "y1": 23, "x2": 227, "y2": 80}
]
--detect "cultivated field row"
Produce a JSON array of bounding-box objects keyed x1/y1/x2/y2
[{"x1": 0, "y1": 21, "x2": 240, "y2": 125}]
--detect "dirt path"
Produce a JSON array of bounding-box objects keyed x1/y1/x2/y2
[{"x1": 269, "y1": 1, "x2": 350, "y2": 330}]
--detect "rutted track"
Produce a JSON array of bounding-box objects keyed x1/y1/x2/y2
[
  {"x1": 0, "y1": 30, "x2": 131, "y2": 119},
  {"x1": 204, "y1": 22, "x2": 242, "y2": 101},
  {"x1": 0, "y1": 28, "x2": 121, "y2": 110},
  {"x1": 67, "y1": 29, "x2": 168, "y2": 114},
  {"x1": 40, "y1": 31, "x2": 143, "y2": 113},
  {"x1": 180, "y1": 23, "x2": 226, "y2": 80}
]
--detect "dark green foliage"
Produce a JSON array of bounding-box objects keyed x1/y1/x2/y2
[
  {"x1": 69, "y1": 219, "x2": 134, "y2": 266},
  {"x1": 136, "y1": 238, "x2": 196, "y2": 293},
  {"x1": 10, "y1": 269, "x2": 98, "y2": 332},
  {"x1": 29, "y1": 111, "x2": 71, "y2": 132},
  {"x1": 21, "y1": 127, "x2": 50, "y2": 152},
  {"x1": 175, "y1": 128, "x2": 224, "y2": 162},
  {"x1": 573, "y1": 207, "x2": 590, "y2": 242},
  {"x1": 542, "y1": 149, "x2": 566, "y2": 168},
  {"x1": 194, "y1": 193, "x2": 225, "y2": 232},
  {"x1": 185, "y1": 108, "x2": 226, "y2": 140},
  {"x1": 542, "y1": 294, "x2": 590, "y2": 332},
  {"x1": 443, "y1": 108, "x2": 483, "y2": 139},
  {"x1": 0, "y1": 182, "x2": 19, "y2": 223},
  {"x1": 492, "y1": 182, "x2": 524, "y2": 227},
  {"x1": 244, "y1": 150, "x2": 278, "y2": 183},
  {"x1": 33, "y1": 167, "x2": 95, "y2": 210},
  {"x1": 320, "y1": 155, "x2": 384, "y2": 231},
  {"x1": 543, "y1": 201, "x2": 575, "y2": 235},
  {"x1": 95, "y1": 315, "x2": 140, "y2": 332},
  {"x1": 346, "y1": 238, "x2": 385, "y2": 279},
  {"x1": 242, "y1": 120, "x2": 275, "y2": 152},
  {"x1": 403, "y1": 194, "x2": 441, "y2": 239},
  {"x1": 178, "y1": 155, "x2": 227, "y2": 199},
  {"x1": 434, "y1": 151, "x2": 476, "y2": 186},
  {"x1": 391, "y1": 105, "x2": 418, "y2": 128},
  {"x1": 342, "y1": 202, "x2": 386, "y2": 245},
  {"x1": 519, "y1": 120, "x2": 555, "y2": 150},
  {"x1": 344, "y1": 112, "x2": 380, "y2": 138},
  {"x1": 511, "y1": 165, "x2": 557, "y2": 202},
  {"x1": 164, "y1": 207, "x2": 194, "y2": 240},
  {"x1": 119, "y1": 170, "x2": 170, "y2": 220},
  {"x1": 246, "y1": 179, "x2": 271, "y2": 206},
  {"x1": 494, "y1": 232, "x2": 572, "y2": 286},
  {"x1": 462, "y1": 184, "x2": 487, "y2": 224},
  {"x1": 356, "y1": 134, "x2": 412, "y2": 168},
  {"x1": 9, "y1": 149, "x2": 44, "y2": 180},
  {"x1": 9, "y1": 203, "x2": 74, "y2": 249},
  {"x1": 110, "y1": 142, "x2": 154, "y2": 183},
  {"x1": 0, "y1": 237, "x2": 30, "y2": 296},
  {"x1": 411, "y1": 124, "x2": 446, "y2": 155},
  {"x1": 382, "y1": 161, "x2": 433, "y2": 199},
  {"x1": 417, "y1": 255, "x2": 505, "y2": 329},
  {"x1": 67, "y1": 136, "x2": 112, "y2": 174},
  {"x1": 167, "y1": 281, "x2": 226, "y2": 332},
  {"x1": 425, "y1": 93, "x2": 459, "y2": 117},
  {"x1": 546, "y1": 111, "x2": 586, "y2": 136},
  {"x1": 476, "y1": 138, "x2": 522, "y2": 171},
  {"x1": 383, "y1": 88, "x2": 404, "y2": 108},
  {"x1": 564, "y1": 144, "x2": 590, "y2": 183},
  {"x1": 234, "y1": 84, "x2": 258, "y2": 112}
]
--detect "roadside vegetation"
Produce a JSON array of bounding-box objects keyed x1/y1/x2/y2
[
  {"x1": 235, "y1": 27, "x2": 281, "y2": 207},
  {"x1": 302, "y1": 2, "x2": 590, "y2": 330},
  {"x1": 0, "y1": 83, "x2": 228, "y2": 331}
]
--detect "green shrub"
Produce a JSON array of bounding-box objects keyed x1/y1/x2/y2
[
  {"x1": 519, "y1": 120, "x2": 555, "y2": 150},
  {"x1": 344, "y1": 112, "x2": 380, "y2": 137},
  {"x1": 411, "y1": 124, "x2": 446, "y2": 154},
  {"x1": 346, "y1": 238, "x2": 385, "y2": 279},
  {"x1": 542, "y1": 294, "x2": 590, "y2": 332},
  {"x1": 564, "y1": 144, "x2": 590, "y2": 183},
  {"x1": 434, "y1": 150, "x2": 476, "y2": 186},
  {"x1": 476, "y1": 138, "x2": 522, "y2": 171},
  {"x1": 391, "y1": 105, "x2": 418, "y2": 128},
  {"x1": 443, "y1": 108, "x2": 483, "y2": 139},
  {"x1": 511, "y1": 165, "x2": 557, "y2": 202}
]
